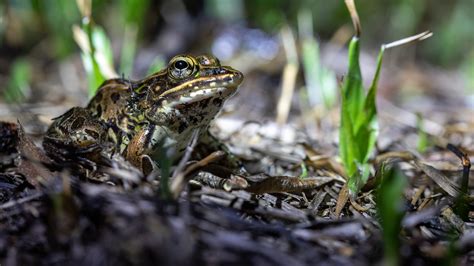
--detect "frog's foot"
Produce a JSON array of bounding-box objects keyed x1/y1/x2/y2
[
  {"x1": 122, "y1": 133, "x2": 158, "y2": 176},
  {"x1": 93, "y1": 153, "x2": 144, "y2": 185}
]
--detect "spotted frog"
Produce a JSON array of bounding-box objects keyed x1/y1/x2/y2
[{"x1": 43, "y1": 54, "x2": 243, "y2": 176}]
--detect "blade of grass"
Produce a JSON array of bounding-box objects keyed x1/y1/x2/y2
[
  {"x1": 74, "y1": 0, "x2": 117, "y2": 96},
  {"x1": 120, "y1": 25, "x2": 138, "y2": 76},
  {"x1": 416, "y1": 113, "x2": 429, "y2": 153},
  {"x1": 339, "y1": 35, "x2": 365, "y2": 188},
  {"x1": 4, "y1": 58, "x2": 31, "y2": 103},
  {"x1": 298, "y1": 10, "x2": 337, "y2": 109},
  {"x1": 276, "y1": 25, "x2": 299, "y2": 125},
  {"x1": 118, "y1": 0, "x2": 150, "y2": 75},
  {"x1": 376, "y1": 165, "x2": 407, "y2": 266}
]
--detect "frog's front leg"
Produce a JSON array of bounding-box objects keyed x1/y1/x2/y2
[{"x1": 123, "y1": 125, "x2": 159, "y2": 175}]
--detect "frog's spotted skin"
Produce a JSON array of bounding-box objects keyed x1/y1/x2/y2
[{"x1": 43, "y1": 54, "x2": 243, "y2": 174}]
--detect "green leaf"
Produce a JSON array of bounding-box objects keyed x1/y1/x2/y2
[
  {"x1": 119, "y1": 26, "x2": 138, "y2": 76},
  {"x1": 4, "y1": 58, "x2": 31, "y2": 103},
  {"x1": 80, "y1": 52, "x2": 105, "y2": 96},
  {"x1": 151, "y1": 139, "x2": 172, "y2": 200},
  {"x1": 300, "y1": 162, "x2": 308, "y2": 179},
  {"x1": 91, "y1": 26, "x2": 115, "y2": 70},
  {"x1": 347, "y1": 163, "x2": 371, "y2": 196},
  {"x1": 74, "y1": 22, "x2": 117, "y2": 96},
  {"x1": 301, "y1": 37, "x2": 337, "y2": 109},
  {"x1": 117, "y1": 0, "x2": 150, "y2": 75},
  {"x1": 416, "y1": 113, "x2": 428, "y2": 153},
  {"x1": 342, "y1": 37, "x2": 364, "y2": 121},
  {"x1": 339, "y1": 37, "x2": 385, "y2": 196},
  {"x1": 339, "y1": 36, "x2": 365, "y2": 179},
  {"x1": 376, "y1": 165, "x2": 407, "y2": 266}
]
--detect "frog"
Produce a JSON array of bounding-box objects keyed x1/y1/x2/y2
[{"x1": 43, "y1": 54, "x2": 243, "y2": 178}]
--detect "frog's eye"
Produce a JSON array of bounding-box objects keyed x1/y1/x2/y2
[
  {"x1": 169, "y1": 56, "x2": 197, "y2": 79},
  {"x1": 174, "y1": 60, "x2": 189, "y2": 70}
]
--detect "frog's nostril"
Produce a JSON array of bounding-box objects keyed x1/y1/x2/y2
[{"x1": 232, "y1": 70, "x2": 244, "y2": 84}]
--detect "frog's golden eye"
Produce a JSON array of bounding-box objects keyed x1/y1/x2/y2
[{"x1": 169, "y1": 56, "x2": 197, "y2": 80}]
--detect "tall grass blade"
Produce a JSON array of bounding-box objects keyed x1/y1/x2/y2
[
  {"x1": 4, "y1": 58, "x2": 31, "y2": 103},
  {"x1": 376, "y1": 165, "x2": 407, "y2": 266}
]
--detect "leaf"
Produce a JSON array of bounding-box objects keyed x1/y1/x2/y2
[
  {"x1": 73, "y1": 23, "x2": 117, "y2": 95},
  {"x1": 376, "y1": 166, "x2": 407, "y2": 266},
  {"x1": 5, "y1": 59, "x2": 31, "y2": 103},
  {"x1": 342, "y1": 37, "x2": 364, "y2": 121},
  {"x1": 339, "y1": 36, "x2": 364, "y2": 178}
]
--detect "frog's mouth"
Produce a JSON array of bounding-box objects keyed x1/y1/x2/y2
[{"x1": 159, "y1": 69, "x2": 243, "y2": 107}]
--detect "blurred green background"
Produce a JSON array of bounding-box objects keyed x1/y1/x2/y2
[{"x1": 0, "y1": 0, "x2": 472, "y2": 104}]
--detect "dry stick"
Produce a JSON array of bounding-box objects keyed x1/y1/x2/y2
[
  {"x1": 169, "y1": 129, "x2": 200, "y2": 198},
  {"x1": 344, "y1": 0, "x2": 361, "y2": 37},
  {"x1": 414, "y1": 159, "x2": 461, "y2": 198},
  {"x1": 335, "y1": 184, "x2": 350, "y2": 218},
  {"x1": 350, "y1": 198, "x2": 370, "y2": 212},
  {"x1": 193, "y1": 173, "x2": 248, "y2": 191},
  {"x1": 172, "y1": 129, "x2": 200, "y2": 179},
  {"x1": 446, "y1": 144, "x2": 471, "y2": 195},
  {"x1": 411, "y1": 184, "x2": 427, "y2": 206},
  {"x1": 171, "y1": 151, "x2": 226, "y2": 199},
  {"x1": 276, "y1": 25, "x2": 298, "y2": 125},
  {"x1": 245, "y1": 175, "x2": 335, "y2": 194}
]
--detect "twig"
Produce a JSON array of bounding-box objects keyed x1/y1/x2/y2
[
  {"x1": 170, "y1": 151, "x2": 226, "y2": 199},
  {"x1": 446, "y1": 144, "x2": 471, "y2": 194},
  {"x1": 245, "y1": 175, "x2": 335, "y2": 194},
  {"x1": 172, "y1": 129, "x2": 200, "y2": 179},
  {"x1": 344, "y1": 0, "x2": 361, "y2": 37},
  {"x1": 276, "y1": 25, "x2": 298, "y2": 125}
]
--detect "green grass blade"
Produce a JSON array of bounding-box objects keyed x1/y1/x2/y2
[
  {"x1": 342, "y1": 37, "x2": 364, "y2": 120},
  {"x1": 301, "y1": 37, "x2": 337, "y2": 109},
  {"x1": 299, "y1": 10, "x2": 337, "y2": 109},
  {"x1": 118, "y1": 0, "x2": 150, "y2": 75},
  {"x1": 339, "y1": 36, "x2": 364, "y2": 178},
  {"x1": 73, "y1": 1, "x2": 118, "y2": 96},
  {"x1": 353, "y1": 47, "x2": 384, "y2": 162},
  {"x1": 300, "y1": 162, "x2": 308, "y2": 179},
  {"x1": 347, "y1": 162, "x2": 371, "y2": 196},
  {"x1": 73, "y1": 23, "x2": 117, "y2": 96},
  {"x1": 339, "y1": 98, "x2": 358, "y2": 177},
  {"x1": 119, "y1": 26, "x2": 137, "y2": 76},
  {"x1": 4, "y1": 58, "x2": 31, "y2": 103},
  {"x1": 376, "y1": 165, "x2": 407, "y2": 266},
  {"x1": 416, "y1": 113, "x2": 428, "y2": 153}
]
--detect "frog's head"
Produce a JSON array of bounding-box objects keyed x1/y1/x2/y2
[
  {"x1": 142, "y1": 54, "x2": 243, "y2": 129},
  {"x1": 160, "y1": 54, "x2": 242, "y2": 104}
]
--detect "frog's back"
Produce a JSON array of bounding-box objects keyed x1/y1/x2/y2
[
  {"x1": 87, "y1": 79, "x2": 132, "y2": 123},
  {"x1": 88, "y1": 78, "x2": 148, "y2": 152}
]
